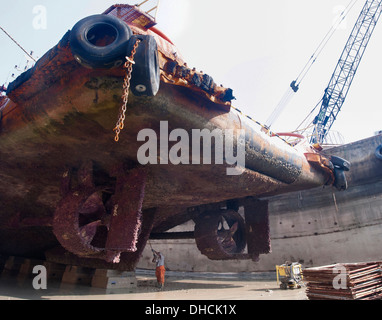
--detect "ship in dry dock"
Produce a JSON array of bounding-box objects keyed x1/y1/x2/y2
[
  {"x1": 0, "y1": 3, "x2": 349, "y2": 273},
  {"x1": 134, "y1": 0, "x2": 382, "y2": 289}
]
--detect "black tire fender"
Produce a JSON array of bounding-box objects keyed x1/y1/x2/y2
[
  {"x1": 330, "y1": 156, "x2": 351, "y2": 172},
  {"x1": 70, "y1": 14, "x2": 132, "y2": 69},
  {"x1": 127, "y1": 34, "x2": 160, "y2": 97},
  {"x1": 333, "y1": 168, "x2": 348, "y2": 191},
  {"x1": 375, "y1": 145, "x2": 382, "y2": 161}
]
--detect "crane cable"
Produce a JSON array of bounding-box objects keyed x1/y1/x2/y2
[
  {"x1": 294, "y1": 0, "x2": 360, "y2": 136},
  {"x1": 295, "y1": 0, "x2": 359, "y2": 87},
  {"x1": 295, "y1": 97, "x2": 323, "y2": 133},
  {"x1": 265, "y1": 88, "x2": 295, "y2": 128},
  {"x1": 0, "y1": 25, "x2": 37, "y2": 63},
  {"x1": 265, "y1": 0, "x2": 359, "y2": 129}
]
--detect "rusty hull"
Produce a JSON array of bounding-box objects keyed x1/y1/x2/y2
[
  {"x1": 0, "y1": 19, "x2": 335, "y2": 268},
  {"x1": 0, "y1": 32, "x2": 331, "y2": 208}
]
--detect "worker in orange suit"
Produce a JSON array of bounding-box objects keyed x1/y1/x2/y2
[{"x1": 152, "y1": 249, "x2": 166, "y2": 289}]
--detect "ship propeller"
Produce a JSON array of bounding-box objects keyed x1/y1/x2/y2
[
  {"x1": 52, "y1": 161, "x2": 147, "y2": 264},
  {"x1": 194, "y1": 209, "x2": 247, "y2": 260}
]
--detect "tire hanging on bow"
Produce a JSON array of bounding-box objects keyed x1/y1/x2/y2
[
  {"x1": 69, "y1": 14, "x2": 133, "y2": 69},
  {"x1": 126, "y1": 34, "x2": 161, "y2": 97},
  {"x1": 69, "y1": 14, "x2": 161, "y2": 97}
]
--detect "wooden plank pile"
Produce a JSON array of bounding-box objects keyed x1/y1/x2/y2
[{"x1": 303, "y1": 262, "x2": 382, "y2": 300}]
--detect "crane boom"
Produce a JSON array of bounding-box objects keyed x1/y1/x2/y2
[{"x1": 311, "y1": 0, "x2": 382, "y2": 144}]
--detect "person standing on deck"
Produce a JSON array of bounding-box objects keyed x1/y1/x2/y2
[{"x1": 152, "y1": 249, "x2": 166, "y2": 289}]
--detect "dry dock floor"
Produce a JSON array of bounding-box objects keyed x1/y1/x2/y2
[{"x1": 0, "y1": 270, "x2": 307, "y2": 300}]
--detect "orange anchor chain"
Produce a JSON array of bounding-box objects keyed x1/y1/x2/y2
[{"x1": 113, "y1": 39, "x2": 141, "y2": 142}]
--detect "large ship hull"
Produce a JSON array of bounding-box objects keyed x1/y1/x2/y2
[{"x1": 0, "y1": 7, "x2": 344, "y2": 271}]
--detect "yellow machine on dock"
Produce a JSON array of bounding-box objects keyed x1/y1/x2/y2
[{"x1": 276, "y1": 262, "x2": 304, "y2": 290}]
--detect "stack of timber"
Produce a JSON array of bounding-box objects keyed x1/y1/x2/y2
[{"x1": 303, "y1": 262, "x2": 382, "y2": 300}]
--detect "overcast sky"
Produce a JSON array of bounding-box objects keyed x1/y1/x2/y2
[{"x1": 1, "y1": 0, "x2": 381, "y2": 144}]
